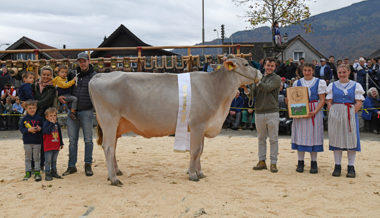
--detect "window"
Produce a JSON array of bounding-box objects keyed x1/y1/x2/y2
[{"x1": 293, "y1": 51, "x2": 304, "y2": 62}]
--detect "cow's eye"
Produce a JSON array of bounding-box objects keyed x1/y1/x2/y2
[{"x1": 244, "y1": 64, "x2": 249, "y2": 66}]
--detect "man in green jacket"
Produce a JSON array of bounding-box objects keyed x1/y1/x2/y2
[{"x1": 251, "y1": 57, "x2": 282, "y2": 173}]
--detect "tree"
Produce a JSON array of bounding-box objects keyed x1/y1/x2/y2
[{"x1": 233, "y1": 0, "x2": 311, "y2": 46}]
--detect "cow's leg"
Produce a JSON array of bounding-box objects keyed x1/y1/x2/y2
[
  {"x1": 102, "y1": 121, "x2": 123, "y2": 186},
  {"x1": 195, "y1": 136, "x2": 206, "y2": 179},
  {"x1": 188, "y1": 127, "x2": 204, "y2": 181},
  {"x1": 113, "y1": 138, "x2": 123, "y2": 176}
]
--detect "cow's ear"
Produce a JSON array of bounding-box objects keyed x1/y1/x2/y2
[{"x1": 224, "y1": 61, "x2": 236, "y2": 71}]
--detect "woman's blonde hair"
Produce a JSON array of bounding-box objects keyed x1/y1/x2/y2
[
  {"x1": 40, "y1": 65, "x2": 53, "y2": 75},
  {"x1": 337, "y1": 64, "x2": 351, "y2": 73}
]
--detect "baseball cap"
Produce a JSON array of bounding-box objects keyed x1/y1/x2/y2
[
  {"x1": 320, "y1": 58, "x2": 326, "y2": 62},
  {"x1": 77, "y1": 52, "x2": 89, "y2": 60}
]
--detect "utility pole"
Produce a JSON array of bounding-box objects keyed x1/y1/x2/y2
[
  {"x1": 202, "y1": 0, "x2": 205, "y2": 55},
  {"x1": 221, "y1": 24, "x2": 225, "y2": 53}
]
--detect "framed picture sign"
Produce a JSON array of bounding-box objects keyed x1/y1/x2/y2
[{"x1": 287, "y1": 86, "x2": 309, "y2": 118}]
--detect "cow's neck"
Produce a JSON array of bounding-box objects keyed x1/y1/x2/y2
[{"x1": 211, "y1": 69, "x2": 241, "y2": 101}]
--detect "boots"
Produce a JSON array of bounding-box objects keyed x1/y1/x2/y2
[
  {"x1": 84, "y1": 163, "x2": 93, "y2": 176},
  {"x1": 296, "y1": 160, "x2": 304, "y2": 173},
  {"x1": 23, "y1": 171, "x2": 31, "y2": 181},
  {"x1": 45, "y1": 171, "x2": 53, "y2": 181},
  {"x1": 310, "y1": 161, "x2": 318, "y2": 174},
  {"x1": 332, "y1": 164, "x2": 341, "y2": 177},
  {"x1": 270, "y1": 164, "x2": 278, "y2": 173},
  {"x1": 51, "y1": 169, "x2": 62, "y2": 179},
  {"x1": 346, "y1": 165, "x2": 356, "y2": 178},
  {"x1": 253, "y1": 160, "x2": 267, "y2": 170},
  {"x1": 62, "y1": 166, "x2": 77, "y2": 176}
]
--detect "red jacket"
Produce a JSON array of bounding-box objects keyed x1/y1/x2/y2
[{"x1": 42, "y1": 120, "x2": 63, "y2": 152}]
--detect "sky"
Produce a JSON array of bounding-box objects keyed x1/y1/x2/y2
[{"x1": 0, "y1": 0, "x2": 364, "y2": 49}]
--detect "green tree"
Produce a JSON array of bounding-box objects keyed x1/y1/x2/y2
[{"x1": 234, "y1": 0, "x2": 311, "y2": 45}]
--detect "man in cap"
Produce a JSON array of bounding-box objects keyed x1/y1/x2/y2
[
  {"x1": 59, "y1": 52, "x2": 97, "y2": 177},
  {"x1": 315, "y1": 58, "x2": 332, "y2": 84}
]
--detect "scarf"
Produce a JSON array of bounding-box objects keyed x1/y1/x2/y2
[{"x1": 38, "y1": 80, "x2": 53, "y2": 93}]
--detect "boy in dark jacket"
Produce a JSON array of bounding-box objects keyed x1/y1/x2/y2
[
  {"x1": 19, "y1": 100, "x2": 43, "y2": 181},
  {"x1": 42, "y1": 107, "x2": 64, "y2": 181},
  {"x1": 18, "y1": 72, "x2": 35, "y2": 102}
]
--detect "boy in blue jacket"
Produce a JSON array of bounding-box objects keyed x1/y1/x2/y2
[
  {"x1": 18, "y1": 71, "x2": 35, "y2": 102},
  {"x1": 19, "y1": 100, "x2": 43, "y2": 181}
]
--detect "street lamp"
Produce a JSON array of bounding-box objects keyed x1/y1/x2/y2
[
  {"x1": 213, "y1": 29, "x2": 220, "y2": 54},
  {"x1": 202, "y1": 0, "x2": 204, "y2": 55}
]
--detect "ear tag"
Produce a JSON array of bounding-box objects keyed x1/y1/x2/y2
[{"x1": 229, "y1": 65, "x2": 234, "y2": 70}]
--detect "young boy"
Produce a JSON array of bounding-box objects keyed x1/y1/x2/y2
[
  {"x1": 18, "y1": 72, "x2": 35, "y2": 102},
  {"x1": 19, "y1": 100, "x2": 43, "y2": 181},
  {"x1": 52, "y1": 65, "x2": 77, "y2": 120},
  {"x1": 43, "y1": 107, "x2": 63, "y2": 181}
]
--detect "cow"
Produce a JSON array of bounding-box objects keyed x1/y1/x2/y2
[{"x1": 89, "y1": 56, "x2": 262, "y2": 186}]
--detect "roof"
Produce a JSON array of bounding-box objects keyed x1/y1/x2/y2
[
  {"x1": 369, "y1": 49, "x2": 380, "y2": 59},
  {"x1": 286, "y1": 35, "x2": 327, "y2": 59},
  {"x1": 91, "y1": 24, "x2": 174, "y2": 57},
  {"x1": 0, "y1": 36, "x2": 65, "y2": 60}
]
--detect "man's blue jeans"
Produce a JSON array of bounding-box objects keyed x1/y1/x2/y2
[
  {"x1": 67, "y1": 109, "x2": 94, "y2": 167},
  {"x1": 44, "y1": 150, "x2": 59, "y2": 172}
]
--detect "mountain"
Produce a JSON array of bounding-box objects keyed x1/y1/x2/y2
[{"x1": 174, "y1": 0, "x2": 380, "y2": 60}]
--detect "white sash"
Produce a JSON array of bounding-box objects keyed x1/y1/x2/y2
[{"x1": 174, "y1": 73, "x2": 192, "y2": 152}]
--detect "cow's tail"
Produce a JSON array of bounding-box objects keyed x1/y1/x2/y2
[{"x1": 97, "y1": 123, "x2": 103, "y2": 146}]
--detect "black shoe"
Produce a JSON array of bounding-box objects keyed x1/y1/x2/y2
[
  {"x1": 310, "y1": 161, "x2": 318, "y2": 174},
  {"x1": 249, "y1": 124, "x2": 255, "y2": 130},
  {"x1": 62, "y1": 167, "x2": 77, "y2": 176},
  {"x1": 84, "y1": 163, "x2": 93, "y2": 176},
  {"x1": 296, "y1": 160, "x2": 304, "y2": 173},
  {"x1": 45, "y1": 171, "x2": 53, "y2": 181},
  {"x1": 332, "y1": 164, "x2": 341, "y2": 177},
  {"x1": 51, "y1": 169, "x2": 62, "y2": 179},
  {"x1": 346, "y1": 165, "x2": 356, "y2": 178},
  {"x1": 241, "y1": 123, "x2": 247, "y2": 130}
]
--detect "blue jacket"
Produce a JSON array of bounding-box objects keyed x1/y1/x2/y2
[
  {"x1": 362, "y1": 97, "x2": 380, "y2": 120},
  {"x1": 19, "y1": 114, "x2": 43, "y2": 144},
  {"x1": 230, "y1": 96, "x2": 244, "y2": 112},
  {"x1": 315, "y1": 65, "x2": 332, "y2": 81},
  {"x1": 18, "y1": 83, "x2": 34, "y2": 101}
]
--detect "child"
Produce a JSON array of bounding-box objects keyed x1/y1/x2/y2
[
  {"x1": 43, "y1": 107, "x2": 63, "y2": 181},
  {"x1": 12, "y1": 97, "x2": 24, "y2": 114},
  {"x1": 291, "y1": 63, "x2": 327, "y2": 173},
  {"x1": 18, "y1": 71, "x2": 35, "y2": 102},
  {"x1": 19, "y1": 100, "x2": 43, "y2": 181},
  {"x1": 52, "y1": 65, "x2": 77, "y2": 120},
  {"x1": 4, "y1": 97, "x2": 12, "y2": 114}
]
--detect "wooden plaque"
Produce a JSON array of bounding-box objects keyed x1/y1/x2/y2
[{"x1": 287, "y1": 86, "x2": 309, "y2": 118}]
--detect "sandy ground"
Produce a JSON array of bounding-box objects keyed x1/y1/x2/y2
[{"x1": 0, "y1": 129, "x2": 379, "y2": 217}]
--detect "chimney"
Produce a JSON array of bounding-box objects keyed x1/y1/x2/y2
[{"x1": 63, "y1": 44, "x2": 66, "y2": 49}]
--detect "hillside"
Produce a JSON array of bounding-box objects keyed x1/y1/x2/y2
[{"x1": 174, "y1": 0, "x2": 380, "y2": 60}]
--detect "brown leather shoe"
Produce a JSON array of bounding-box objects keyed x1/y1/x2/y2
[
  {"x1": 270, "y1": 164, "x2": 278, "y2": 173},
  {"x1": 253, "y1": 160, "x2": 267, "y2": 170}
]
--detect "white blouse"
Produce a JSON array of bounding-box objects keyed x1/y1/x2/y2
[
  {"x1": 293, "y1": 77, "x2": 327, "y2": 97},
  {"x1": 326, "y1": 80, "x2": 365, "y2": 100}
]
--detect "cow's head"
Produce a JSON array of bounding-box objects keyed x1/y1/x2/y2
[{"x1": 223, "y1": 56, "x2": 262, "y2": 85}]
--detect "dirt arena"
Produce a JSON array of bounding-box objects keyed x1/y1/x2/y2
[{"x1": 0, "y1": 129, "x2": 379, "y2": 217}]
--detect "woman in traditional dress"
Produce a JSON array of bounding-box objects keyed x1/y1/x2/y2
[
  {"x1": 326, "y1": 64, "x2": 365, "y2": 178},
  {"x1": 291, "y1": 63, "x2": 327, "y2": 173}
]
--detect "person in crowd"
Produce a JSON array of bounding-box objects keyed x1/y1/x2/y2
[
  {"x1": 356, "y1": 57, "x2": 367, "y2": 92},
  {"x1": 226, "y1": 90, "x2": 244, "y2": 130},
  {"x1": 0, "y1": 66, "x2": 11, "y2": 92},
  {"x1": 312, "y1": 59, "x2": 319, "y2": 67},
  {"x1": 284, "y1": 58, "x2": 297, "y2": 80},
  {"x1": 52, "y1": 65, "x2": 78, "y2": 120},
  {"x1": 1, "y1": 83, "x2": 17, "y2": 104},
  {"x1": 251, "y1": 57, "x2": 282, "y2": 173},
  {"x1": 7, "y1": 96, "x2": 23, "y2": 130},
  {"x1": 60, "y1": 52, "x2": 96, "y2": 177},
  {"x1": 291, "y1": 63, "x2": 327, "y2": 173},
  {"x1": 327, "y1": 56, "x2": 337, "y2": 81},
  {"x1": 315, "y1": 58, "x2": 332, "y2": 84},
  {"x1": 343, "y1": 58, "x2": 355, "y2": 80},
  {"x1": 362, "y1": 87, "x2": 380, "y2": 134},
  {"x1": 4, "y1": 96, "x2": 12, "y2": 114},
  {"x1": 337, "y1": 59, "x2": 343, "y2": 66},
  {"x1": 295, "y1": 57, "x2": 305, "y2": 79},
  {"x1": 18, "y1": 71, "x2": 35, "y2": 102},
  {"x1": 273, "y1": 21, "x2": 281, "y2": 46},
  {"x1": 42, "y1": 107, "x2": 64, "y2": 181},
  {"x1": 19, "y1": 100, "x2": 43, "y2": 181},
  {"x1": 279, "y1": 77, "x2": 288, "y2": 96},
  {"x1": 203, "y1": 56, "x2": 214, "y2": 72},
  {"x1": 326, "y1": 64, "x2": 365, "y2": 178},
  {"x1": 12, "y1": 97, "x2": 23, "y2": 114},
  {"x1": 240, "y1": 87, "x2": 255, "y2": 130}
]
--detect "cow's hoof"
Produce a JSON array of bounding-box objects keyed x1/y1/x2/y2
[
  {"x1": 116, "y1": 170, "x2": 123, "y2": 176},
  {"x1": 110, "y1": 179, "x2": 123, "y2": 187},
  {"x1": 188, "y1": 172, "x2": 199, "y2": 182}
]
